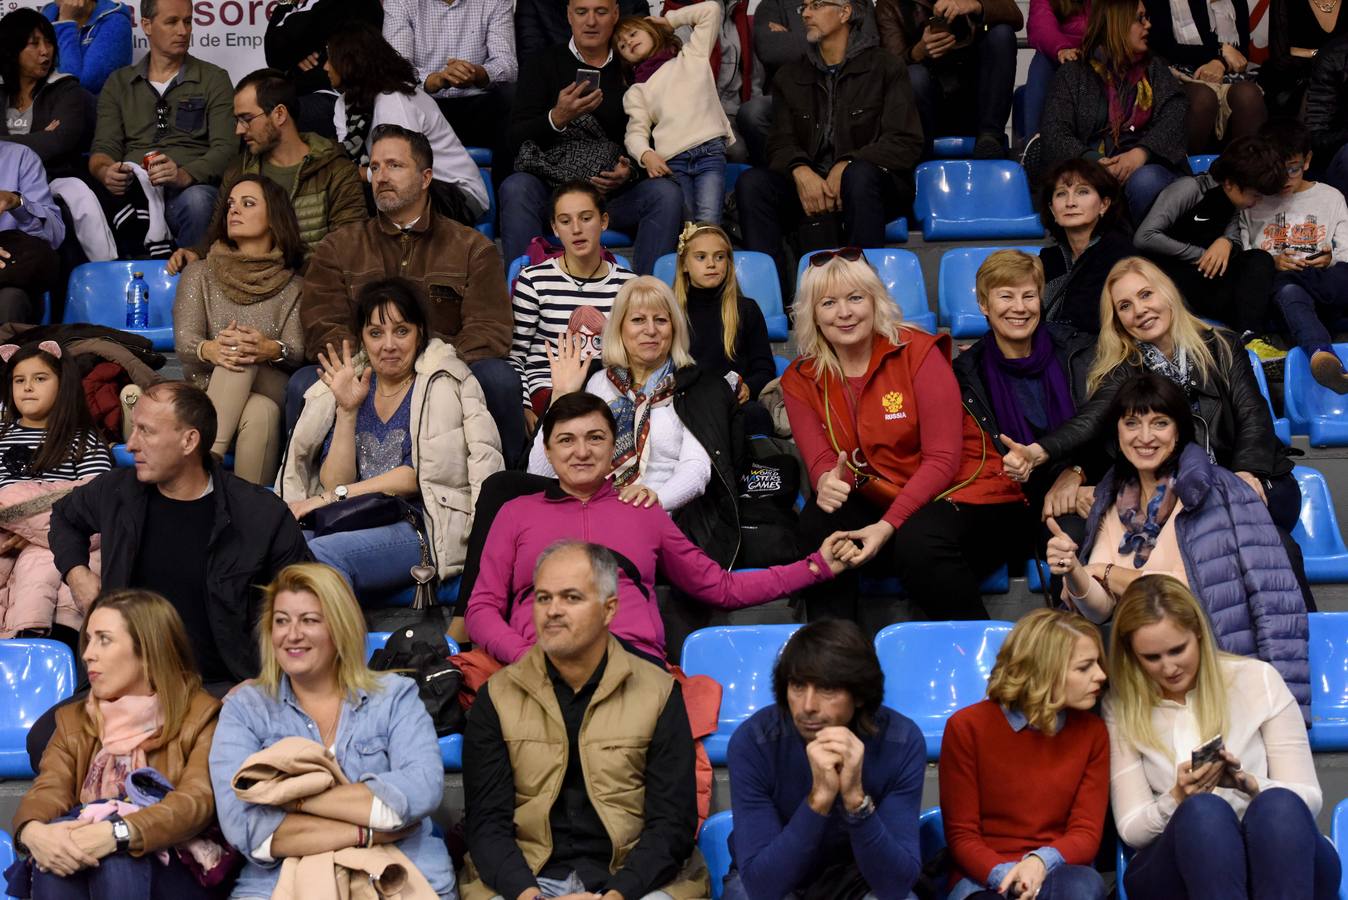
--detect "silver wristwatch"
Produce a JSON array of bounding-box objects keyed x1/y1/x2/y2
[
  {"x1": 844, "y1": 794, "x2": 876, "y2": 823},
  {"x1": 333, "y1": 484, "x2": 349, "y2": 501},
  {"x1": 112, "y1": 818, "x2": 131, "y2": 852}
]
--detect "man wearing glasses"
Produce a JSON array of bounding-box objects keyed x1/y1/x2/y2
[
  {"x1": 87, "y1": 0, "x2": 233, "y2": 258},
  {"x1": 734, "y1": 0, "x2": 922, "y2": 278}
]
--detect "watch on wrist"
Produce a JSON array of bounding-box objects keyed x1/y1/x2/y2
[
  {"x1": 112, "y1": 817, "x2": 131, "y2": 853},
  {"x1": 333, "y1": 484, "x2": 349, "y2": 501},
  {"x1": 844, "y1": 793, "x2": 875, "y2": 822}
]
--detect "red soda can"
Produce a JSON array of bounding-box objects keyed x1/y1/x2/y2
[{"x1": 142, "y1": 150, "x2": 163, "y2": 171}]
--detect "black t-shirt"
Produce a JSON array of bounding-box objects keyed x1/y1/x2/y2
[{"x1": 131, "y1": 488, "x2": 229, "y2": 682}]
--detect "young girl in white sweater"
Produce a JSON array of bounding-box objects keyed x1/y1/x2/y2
[{"x1": 616, "y1": 1, "x2": 735, "y2": 224}]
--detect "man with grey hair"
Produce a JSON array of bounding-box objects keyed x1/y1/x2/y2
[{"x1": 461, "y1": 538, "x2": 705, "y2": 900}]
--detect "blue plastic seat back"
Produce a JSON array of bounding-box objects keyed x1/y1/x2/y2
[
  {"x1": 1332, "y1": 799, "x2": 1348, "y2": 900},
  {"x1": 475, "y1": 168, "x2": 497, "y2": 239},
  {"x1": 1283, "y1": 344, "x2": 1348, "y2": 446},
  {"x1": 1189, "y1": 154, "x2": 1218, "y2": 174},
  {"x1": 1247, "y1": 349, "x2": 1291, "y2": 444},
  {"x1": 681, "y1": 625, "x2": 802, "y2": 761},
  {"x1": 1117, "y1": 842, "x2": 1135, "y2": 900},
  {"x1": 699, "y1": 810, "x2": 734, "y2": 900},
  {"x1": 365, "y1": 631, "x2": 392, "y2": 661},
  {"x1": 918, "y1": 807, "x2": 948, "y2": 896},
  {"x1": 913, "y1": 160, "x2": 1044, "y2": 240},
  {"x1": 874, "y1": 621, "x2": 1013, "y2": 761},
  {"x1": 65, "y1": 261, "x2": 179, "y2": 350},
  {"x1": 1291, "y1": 467, "x2": 1348, "y2": 584},
  {"x1": 931, "y1": 137, "x2": 976, "y2": 158},
  {"x1": 467, "y1": 147, "x2": 492, "y2": 166},
  {"x1": 1308, "y1": 612, "x2": 1348, "y2": 750},
  {"x1": 507, "y1": 254, "x2": 634, "y2": 292},
  {"x1": 794, "y1": 248, "x2": 936, "y2": 333},
  {"x1": 0, "y1": 640, "x2": 77, "y2": 777},
  {"x1": 652, "y1": 251, "x2": 788, "y2": 341},
  {"x1": 363, "y1": 631, "x2": 463, "y2": 769},
  {"x1": 0, "y1": 830, "x2": 12, "y2": 881},
  {"x1": 601, "y1": 229, "x2": 634, "y2": 246},
  {"x1": 937, "y1": 245, "x2": 1045, "y2": 338}
]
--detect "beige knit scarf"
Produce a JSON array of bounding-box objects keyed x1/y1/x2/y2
[{"x1": 205, "y1": 240, "x2": 293, "y2": 305}]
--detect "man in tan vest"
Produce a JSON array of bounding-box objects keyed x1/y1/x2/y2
[{"x1": 461, "y1": 539, "x2": 706, "y2": 900}]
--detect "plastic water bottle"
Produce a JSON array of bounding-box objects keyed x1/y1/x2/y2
[{"x1": 126, "y1": 271, "x2": 149, "y2": 329}]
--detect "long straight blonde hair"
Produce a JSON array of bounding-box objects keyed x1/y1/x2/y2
[
  {"x1": 1087, "y1": 257, "x2": 1228, "y2": 395},
  {"x1": 791, "y1": 255, "x2": 905, "y2": 384},
  {"x1": 674, "y1": 224, "x2": 741, "y2": 362},
  {"x1": 1108, "y1": 575, "x2": 1232, "y2": 755}
]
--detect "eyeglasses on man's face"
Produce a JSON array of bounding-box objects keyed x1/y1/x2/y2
[{"x1": 797, "y1": 0, "x2": 845, "y2": 15}]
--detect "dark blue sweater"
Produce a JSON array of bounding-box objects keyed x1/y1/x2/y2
[{"x1": 726, "y1": 704, "x2": 926, "y2": 900}]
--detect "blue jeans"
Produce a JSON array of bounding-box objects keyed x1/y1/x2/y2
[
  {"x1": 499, "y1": 171, "x2": 682, "y2": 274},
  {"x1": 1023, "y1": 51, "x2": 1058, "y2": 138},
  {"x1": 27, "y1": 844, "x2": 210, "y2": 900},
  {"x1": 952, "y1": 864, "x2": 1106, "y2": 900},
  {"x1": 306, "y1": 519, "x2": 423, "y2": 597},
  {"x1": 721, "y1": 870, "x2": 886, "y2": 900},
  {"x1": 1274, "y1": 263, "x2": 1348, "y2": 355},
  {"x1": 1124, "y1": 789, "x2": 1340, "y2": 900},
  {"x1": 667, "y1": 138, "x2": 727, "y2": 225},
  {"x1": 1123, "y1": 164, "x2": 1178, "y2": 221},
  {"x1": 164, "y1": 183, "x2": 217, "y2": 250}
]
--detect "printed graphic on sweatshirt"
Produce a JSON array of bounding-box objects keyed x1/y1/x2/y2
[{"x1": 1260, "y1": 212, "x2": 1327, "y2": 256}]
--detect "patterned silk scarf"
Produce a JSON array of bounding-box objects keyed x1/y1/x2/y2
[
  {"x1": 1090, "y1": 55, "x2": 1154, "y2": 154},
  {"x1": 79, "y1": 693, "x2": 164, "y2": 803},
  {"x1": 607, "y1": 361, "x2": 676, "y2": 489},
  {"x1": 1116, "y1": 475, "x2": 1179, "y2": 566}
]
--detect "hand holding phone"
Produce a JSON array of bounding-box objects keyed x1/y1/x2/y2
[
  {"x1": 1191, "y1": 734, "x2": 1224, "y2": 770},
  {"x1": 575, "y1": 67, "x2": 602, "y2": 94},
  {"x1": 927, "y1": 14, "x2": 950, "y2": 31},
  {"x1": 1305, "y1": 248, "x2": 1330, "y2": 261}
]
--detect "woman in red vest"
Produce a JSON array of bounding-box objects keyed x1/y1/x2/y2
[{"x1": 780, "y1": 248, "x2": 1026, "y2": 621}]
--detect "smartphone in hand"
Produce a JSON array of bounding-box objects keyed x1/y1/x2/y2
[
  {"x1": 1305, "y1": 248, "x2": 1330, "y2": 261},
  {"x1": 1191, "y1": 734, "x2": 1224, "y2": 770},
  {"x1": 927, "y1": 14, "x2": 950, "y2": 32},
  {"x1": 575, "y1": 68, "x2": 601, "y2": 94}
]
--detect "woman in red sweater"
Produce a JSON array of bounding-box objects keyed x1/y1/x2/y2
[
  {"x1": 939, "y1": 609, "x2": 1111, "y2": 900},
  {"x1": 780, "y1": 249, "x2": 1026, "y2": 621}
]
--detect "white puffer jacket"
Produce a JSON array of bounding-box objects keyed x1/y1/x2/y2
[{"x1": 277, "y1": 338, "x2": 505, "y2": 578}]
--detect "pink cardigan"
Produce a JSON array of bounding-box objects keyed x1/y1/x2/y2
[
  {"x1": 1028, "y1": 0, "x2": 1088, "y2": 58},
  {"x1": 465, "y1": 481, "x2": 830, "y2": 663}
]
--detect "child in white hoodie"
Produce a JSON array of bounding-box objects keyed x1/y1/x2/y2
[{"x1": 617, "y1": 1, "x2": 735, "y2": 224}]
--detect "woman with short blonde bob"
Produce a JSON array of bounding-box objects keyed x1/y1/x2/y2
[
  {"x1": 13, "y1": 589, "x2": 222, "y2": 899},
  {"x1": 531, "y1": 275, "x2": 745, "y2": 564},
  {"x1": 208, "y1": 562, "x2": 455, "y2": 899},
  {"x1": 1104, "y1": 575, "x2": 1337, "y2": 899},
  {"x1": 940, "y1": 609, "x2": 1110, "y2": 900},
  {"x1": 781, "y1": 249, "x2": 1025, "y2": 621}
]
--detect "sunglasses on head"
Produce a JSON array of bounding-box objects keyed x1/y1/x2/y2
[{"x1": 808, "y1": 246, "x2": 865, "y2": 267}]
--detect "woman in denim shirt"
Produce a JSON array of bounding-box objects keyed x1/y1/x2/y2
[{"x1": 207, "y1": 562, "x2": 457, "y2": 899}]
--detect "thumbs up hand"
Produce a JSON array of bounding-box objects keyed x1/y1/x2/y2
[
  {"x1": 816, "y1": 451, "x2": 853, "y2": 513},
  {"x1": 999, "y1": 435, "x2": 1048, "y2": 483},
  {"x1": 1046, "y1": 516, "x2": 1080, "y2": 575}
]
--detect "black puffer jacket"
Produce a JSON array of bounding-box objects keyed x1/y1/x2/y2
[
  {"x1": 1305, "y1": 34, "x2": 1348, "y2": 169},
  {"x1": 671, "y1": 364, "x2": 746, "y2": 569},
  {"x1": 1037, "y1": 328, "x2": 1293, "y2": 480},
  {"x1": 0, "y1": 73, "x2": 95, "y2": 178}
]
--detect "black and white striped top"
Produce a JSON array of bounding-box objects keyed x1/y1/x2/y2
[
  {"x1": 0, "y1": 425, "x2": 113, "y2": 489},
  {"x1": 508, "y1": 257, "x2": 636, "y2": 405}
]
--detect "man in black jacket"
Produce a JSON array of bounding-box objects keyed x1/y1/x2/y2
[
  {"x1": 735, "y1": 0, "x2": 923, "y2": 274},
  {"x1": 1306, "y1": 33, "x2": 1348, "y2": 202}
]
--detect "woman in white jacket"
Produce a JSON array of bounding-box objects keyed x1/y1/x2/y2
[
  {"x1": 278, "y1": 277, "x2": 504, "y2": 600},
  {"x1": 617, "y1": 0, "x2": 735, "y2": 224}
]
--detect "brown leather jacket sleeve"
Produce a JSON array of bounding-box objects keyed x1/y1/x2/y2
[
  {"x1": 13, "y1": 707, "x2": 84, "y2": 840},
  {"x1": 876, "y1": 0, "x2": 917, "y2": 61},
  {"x1": 449, "y1": 239, "x2": 512, "y2": 363},
  {"x1": 300, "y1": 232, "x2": 357, "y2": 360},
  {"x1": 124, "y1": 699, "x2": 221, "y2": 855}
]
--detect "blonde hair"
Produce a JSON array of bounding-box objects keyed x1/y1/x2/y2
[
  {"x1": 601, "y1": 276, "x2": 694, "y2": 370},
  {"x1": 975, "y1": 250, "x2": 1045, "y2": 311},
  {"x1": 1108, "y1": 575, "x2": 1231, "y2": 754},
  {"x1": 791, "y1": 255, "x2": 906, "y2": 384},
  {"x1": 1088, "y1": 257, "x2": 1228, "y2": 395},
  {"x1": 674, "y1": 224, "x2": 741, "y2": 362},
  {"x1": 80, "y1": 589, "x2": 202, "y2": 742},
  {"x1": 257, "y1": 563, "x2": 382, "y2": 699},
  {"x1": 986, "y1": 609, "x2": 1104, "y2": 735}
]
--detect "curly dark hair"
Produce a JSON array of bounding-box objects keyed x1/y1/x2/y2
[
  {"x1": 0, "y1": 9, "x2": 57, "y2": 97},
  {"x1": 326, "y1": 23, "x2": 419, "y2": 115},
  {"x1": 206, "y1": 174, "x2": 306, "y2": 271}
]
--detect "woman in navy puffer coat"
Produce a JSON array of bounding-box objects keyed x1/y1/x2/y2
[{"x1": 1045, "y1": 373, "x2": 1310, "y2": 720}]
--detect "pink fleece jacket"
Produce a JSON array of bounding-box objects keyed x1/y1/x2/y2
[
  {"x1": 1028, "y1": 0, "x2": 1088, "y2": 59},
  {"x1": 466, "y1": 481, "x2": 830, "y2": 664}
]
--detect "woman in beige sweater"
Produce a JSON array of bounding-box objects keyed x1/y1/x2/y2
[{"x1": 172, "y1": 174, "x2": 306, "y2": 485}]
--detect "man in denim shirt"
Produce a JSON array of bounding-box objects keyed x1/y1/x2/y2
[{"x1": 87, "y1": 0, "x2": 233, "y2": 256}]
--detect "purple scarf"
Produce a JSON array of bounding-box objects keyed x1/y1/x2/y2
[
  {"x1": 980, "y1": 327, "x2": 1076, "y2": 446},
  {"x1": 633, "y1": 47, "x2": 677, "y2": 83}
]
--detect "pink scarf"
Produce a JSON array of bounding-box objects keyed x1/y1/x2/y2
[{"x1": 79, "y1": 694, "x2": 163, "y2": 804}]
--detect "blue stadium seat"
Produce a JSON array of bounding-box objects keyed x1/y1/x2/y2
[
  {"x1": 937, "y1": 245, "x2": 1046, "y2": 338},
  {"x1": 700, "y1": 810, "x2": 734, "y2": 900},
  {"x1": 507, "y1": 253, "x2": 634, "y2": 291},
  {"x1": 364, "y1": 630, "x2": 464, "y2": 769},
  {"x1": 1189, "y1": 154, "x2": 1217, "y2": 174},
  {"x1": 724, "y1": 163, "x2": 749, "y2": 194},
  {"x1": 1292, "y1": 467, "x2": 1348, "y2": 584},
  {"x1": 874, "y1": 620, "x2": 1013, "y2": 760},
  {"x1": 1331, "y1": 799, "x2": 1348, "y2": 900},
  {"x1": 112, "y1": 444, "x2": 233, "y2": 470},
  {"x1": 1247, "y1": 349, "x2": 1291, "y2": 444},
  {"x1": 1308, "y1": 612, "x2": 1348, "y2": 751},
  {"x1": 0, "y1": 640, "x2": 76, "y2": 777},
  {"x1": 681, "y1": 624, "x2": 802, "y2": 765},
  {"x1": 931, "y1": 137, "x2": 976, "y2": 158},
  {"x1": 653, "y1": 251, "x2": 789, "y2": 341},
  {"x1": 65, "y1": 261, "x2": 178, "y2": 350},
  {"x1": 601, "y1": 230, "x2": 634, "y2": 247},
  {"x1": 366, "y1": 576, "x2": 462, "y2": 609},
  {"x1": 913, "y1": 160, "x2": 1044, "y2": 241},
  {"x1": 466, "y1": 147, "x2": 492, "y2": 167},
  {"x1": 1026, "y1": 557, "x2": 1051, "y2": 593},
  {"x1": 884, "y1": 218, "x2": 910, "y2": 242},
  {"x1": 794, "y1": 248, "x2": 937, "y2": 333},
  {"x1": 39, "y1": 292, "x2": 52, "y2": 325},
  {"x1": 365, "y1": 631, "x2": 392, "y2": 661},
  {"x1": 1117, "y1": 842, "x2": 1135, "y2": 900},
  {"x1": 774, "y1": 355, "x2": 790, "y2": 377},
  {"x1": 918, "y1": 807, "x2": 948, "y2": 900},
  {"x1": 1284, "y1": 345, "x2": 1348, "y2": 446},
  {"x1": 475, "y1": 169, "x2": 496, "y2": 240}
]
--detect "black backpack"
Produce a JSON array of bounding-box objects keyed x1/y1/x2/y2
[
  {"x1": 736, "y1": 436, "x2": 802, "y2": 567},
  {"x1": 369, "y1": 618, "x2": 465, "y2": 737}
]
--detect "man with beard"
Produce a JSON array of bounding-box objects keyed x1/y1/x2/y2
[
  {"x1": 296, "y1": 123, "x2": 524, "y2": 458},
  {"x1": 166, "y1": 68, "x2": 367, "y2": 274}
]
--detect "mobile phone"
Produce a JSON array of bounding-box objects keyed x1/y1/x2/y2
[
  {"x1": 1305, "y1": 248, "x2": 1330, "y2": 261},
  {"x1": 724, "y1": 370, "x2": 743, "y2": 393},
  {"x1": 927, "y1": 14, "x2": 950, "y2": 32},
  {"x1": 575, "y1": 68, "x2": 601, "y2": 94},
  {"x1": 1191, "y1": 734, "x2": 1224, "y2": 769}
]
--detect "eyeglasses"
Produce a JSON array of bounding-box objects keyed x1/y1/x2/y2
[
  {"x1": 796, "y1": 0, "x2": 844, "y2": 14},
  {"x1": 808, "y1": 246, "x2": 865, "y2": 266},
  {"x1": 234, "y1": 111, "x2": 264, "y2": 127},
  {"x1": 1286, "y1": 162, "x2": 1306, "y2": 176},
  {"x1": 1136, "y1": 10, "x2": 1150, "y2": 24}
]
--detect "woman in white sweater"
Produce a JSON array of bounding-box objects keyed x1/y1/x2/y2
[
  {"x1": 617, "y1": 1, "x2": 735, "y2": 224},
  {"x1": 1103, "y1": 574, "x2": 1338, "y2": 899}
]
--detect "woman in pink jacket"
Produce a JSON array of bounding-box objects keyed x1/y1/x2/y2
[
  {"x1": 466, "y1": 391, "x2": 854, "y2": 665},
  {"x1": 1026, "y1": 0, "x2": 1090, "y2": 137}
]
